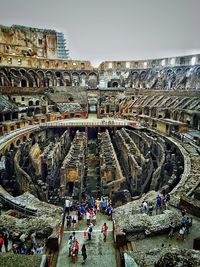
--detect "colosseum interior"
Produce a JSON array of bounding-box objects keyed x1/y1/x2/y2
[{"x1": 0, "y1": 24, "x2": 200, "y2": 267}]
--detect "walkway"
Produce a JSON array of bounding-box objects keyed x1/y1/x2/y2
[{"x1": 56, "y1": 213, "x2": 117, "y2": 267}]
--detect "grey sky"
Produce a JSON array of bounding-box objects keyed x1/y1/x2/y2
[{"x1": 1, "y1": 0, "x2": 200, "y2": 66}]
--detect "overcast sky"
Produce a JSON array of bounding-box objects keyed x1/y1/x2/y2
[{"x1": 1, "y1": 0, "x2": 200, "y2": 66}]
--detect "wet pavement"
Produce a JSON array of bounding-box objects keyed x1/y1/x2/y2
[{"x1": 56, "y1": 212, "x2": 117, "y2": 267}]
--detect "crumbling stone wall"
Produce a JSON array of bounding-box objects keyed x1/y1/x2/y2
[
  {"x1": 98, "y1": 130, "x2": 125, "y2": 195},
  {"x1": 60, "y1": 131, "x2": 87, "y2": 198}
]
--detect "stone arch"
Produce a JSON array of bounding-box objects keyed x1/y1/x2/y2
[
  {"x1": 139, "y1": 71, "x2": 147, "y2": 81},
  {"x1": 63, "y1": 71, "x2": 71, "y2": 86},
  {"x1": 21, "y1": 79, "x2": 27, "y2": 87},
  {"x1": 80, "y1": 72, "x2": 87, "y2": 86},
  {"x1": 164, "y1": 109, "x2": 171, "y2": 119},
  {"x1": 28, "y1": 69, "x2": 40, "y2": 87},
  {"x1": 143, "y1": 106, "x2": 149, "y2": 116},
  {"x1": 72, "y1": 72, "x2": 80, "y2": 86},
  {"x1": 55, "y1": 71, "x2": 64, "y2": 86},
  {"x1": 37, "y1": 70, "x2": 45, "y2": 87},
  {"x1": 35, "y1": 100, "x2": 40, "y2": 106},
  {"x1": 151, "y1": 107, "x2": 157, "y2": 117},
  {"x1": 16, "y1": 139, "x2": 21, "y2": 146},
  {"x1": 112, "y1": 81, "x2": 119, "y2": 88},
  {"x1": 19, "y1": 68, "x2": 33, "y2": 87},
  {"x1": 22, "y1": 136, "x2": 27, "y2": 142},
  {"x1": 28, "y1": 100, "x2": 34, "y2": 106},
  {"x1": 131, "y1": 71, "x2": 139, "y2": 80},
  {"x1": 10, "y1": 143, "x2": 15, "y2": 151},
  {"x1": 173, "y1": 110, "x2": 178, "y2": 121},
  {"x1": 45, "y1": 70, "x2": 55, "y2": 86},
  {"x1": 0, "y1": 69, "x2": 11, "y2": 86},
  {"x1": 88, "y1": 72, "x2": 98, "y2": 88}
]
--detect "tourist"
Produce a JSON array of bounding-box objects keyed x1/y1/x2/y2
[
  {"x1": 71, "y1": 239, "x2": 80, "y2": 263},
  {"x1": 89, "y1": 197, "x2": 95, "y2": 209},
  {"x1": 142, "y1": 200, "x2": 148, "y2": 214},
  {"x1": 80, "y1": 205, "x2": 86, "y2": 214},
  {"x1": 106, "y1": 204, "x2": 113, "y2": 219},
  {"x1": 179, "y1": 226, "x2": 186, "y2": 241},
  {"x1": 2, "y1": 228, "x2": 9, "y2": 252},
  {"x1": 96, "y1": 198, "x2": 101, "y2": 212},
  {"x1": 87, "y1": 223, "x2": 93, "y2": 241},
  {"x1": 168, "y1": 222, "x2": 175, "y2": 238},
  {"x1": 78, "y1": 210, "x2": 83, "y2": 227},
  {"x1": 72, "y1": 216, "x2": 77, "y2": 230},
  {"x1": 86, "y1": 210, "x2": 91, "y2": 225},
  {"x1": 148, "y1": 203, "x2": 153, "y2": 216},
  {"x1": 66, "y1": 215, "x2": 72, "y2": 229},
  {"x1": 30, "y1": 232, "x2": 37, "y2": 250},
  {"x1": 0, "y1": 235, "x2": 3, "y2": 252},
  {"x1": 92, "y1": 211, "x2": 97, "y2": 225},
  {"x1": 36, "y1": 243, "x2": 44, "y2": 254},
  {"x1": 156, "y1": 195, "x2": 162, "y2": 214},
  {"x1": 81, "y1": 244, "x2": 87, "y2": 264},
  {"x1": 74, "y1": 239, "x2": 80, "y2": 256},
  {"x1": 101, "y1": 222, "x2": 108, "y2": 242},
  {"x1": 67, "y1": 235, "x2": 73, "y2": 257},
  {"x1": 101, "y1": 198, "x2": 107, "y2": 213},
  {"x1": 65, "y1": 198, "x2": 70, "y2": 215},
  {"x1": 181, "y1": 207, "x2": 186, "y2": 217},
  {"x1": 183, "y1": 216, "x2": 192, "y2": 234}
]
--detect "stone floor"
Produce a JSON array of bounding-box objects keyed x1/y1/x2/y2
[{"x1": 56, "y1": 212, "x2": 117, "y2": 267}]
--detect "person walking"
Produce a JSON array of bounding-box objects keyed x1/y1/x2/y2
[
  {"x1": 81, "y1": 244, "x2": 87, "y2": 264},
  {"x1": 101, "y1": 222, "x2": 108, "y2": 242},
  {"x1": 87, "y1": 223, "x2": 93, "y2": 241},
  {"x1": 67, "y1": 236, "x2": 73, "y2": 257}
]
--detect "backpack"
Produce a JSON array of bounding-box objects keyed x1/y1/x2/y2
[{"x1": 89, "y1": 226, "x2": 93, "y2": 233}]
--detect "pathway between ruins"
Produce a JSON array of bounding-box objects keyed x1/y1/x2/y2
[{"x1": 56, "y1": 213, "x2": 117, "y2": 267}]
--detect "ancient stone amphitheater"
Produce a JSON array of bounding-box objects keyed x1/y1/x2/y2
[{"x1": 0, "y1": 26, "x2": 200, "y2": 266}]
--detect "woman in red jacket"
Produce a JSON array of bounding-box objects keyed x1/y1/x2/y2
[{"x1": 101, "y1": 223, "x2": 108, "y2": 242}]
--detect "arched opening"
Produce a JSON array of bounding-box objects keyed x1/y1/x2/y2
[
  {"x1": 35, "y1": 100, "x2": 40, "y2": 106},
  {"x1": 193, "y1": 114, "x2": 199, "y2": 129},
  {"x1": 10, "y1": 143, "x2": 15, "y2": 151},
  {"x1": 16, "y1": 139, "x2": 20, "y2": 146},
  {"x1": 66, "y1": 182, "x2": 74, "y2": 196},
  {"x1": 21, "y1": 79, "x2": 27, "y2": 87},
  {"x1": 68, "y1": 97, "x2": 74, "y2": 102},
  {"x1": 29, "y1": 100, "x2": 34, "y2": 106},
  {"x1": 112, "y1": 81, "x2": 119, "y2": 88}
]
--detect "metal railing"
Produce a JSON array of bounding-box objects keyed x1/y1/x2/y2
[{"x1": 0, "y1": 192, "x2": 37, "y2": 216}]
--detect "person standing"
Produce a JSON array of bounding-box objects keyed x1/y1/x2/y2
[
  {"x1": 67, "y1": 236, "x2": 73, "y2": 257},
  {"x1": 65, "y1": 198, "x2": 70, "y2": 215},
  {"x1": 0, "y1": 235, "x2": 3, "y2": 252},
  {"x1": 101, "y1": 222, "x2": 108, "y2": 242},
  {"x1": 3, "y1": 228, "x2": 9, "y2": 252},
  {"x1": 81, "y1": 244, "x2": 87, "y2": 264},
  {"x1": 87, "y1": 223, "x2": 93, "y2": 241}
]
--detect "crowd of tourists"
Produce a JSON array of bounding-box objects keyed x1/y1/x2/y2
[
  {"x1": 65, "y1": 196, "x2": 111, "y2": 264},
  {"x1": 0, "y1": 228, "x2": 44, "y2": 255},
  {"x1": 141, "y1": 193, "x2": 171, "y2": 215}
]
